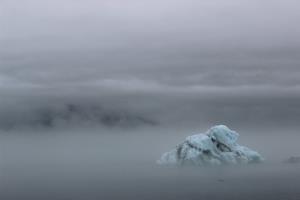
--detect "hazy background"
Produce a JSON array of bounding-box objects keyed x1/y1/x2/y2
[
  {"x1": 1, "y1": 0, "x2": 300, "y2": 129},
  {"x1": 1, "y1": 0, "x2": 300, "y2": 199}
]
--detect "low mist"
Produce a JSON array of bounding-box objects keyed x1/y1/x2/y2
[{"x1": 0, "y1": 125, "x2": 299, "y2": 200}]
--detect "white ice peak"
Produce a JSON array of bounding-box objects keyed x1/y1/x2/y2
[{"x1": 158, "y1": 125, "x2": 263, "y2": 166}]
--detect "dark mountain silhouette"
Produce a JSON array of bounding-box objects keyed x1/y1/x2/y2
[{"x1": 0, "y1": 104, "x2": 157, "y2": 130}]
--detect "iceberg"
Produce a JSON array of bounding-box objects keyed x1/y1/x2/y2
[{"x1": 158, "y1": 125, "x2": 263, "y2": 166}]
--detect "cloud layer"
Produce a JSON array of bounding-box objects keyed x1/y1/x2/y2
[{"x1": 1, "y1": 0, "x2": 300, "y2": 128}]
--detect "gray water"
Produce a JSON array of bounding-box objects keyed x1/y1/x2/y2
[{"x1": 0, "y1": 126, "x2": 299, "y2": 200}]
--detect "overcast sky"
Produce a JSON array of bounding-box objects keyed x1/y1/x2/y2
[{"x1": 1, "y1": 0, "x2": 300, "y2": 128}]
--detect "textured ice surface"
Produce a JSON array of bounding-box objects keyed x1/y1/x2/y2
[{"x1": 158, "y1": 125, "x2": 263, "y2": 166}]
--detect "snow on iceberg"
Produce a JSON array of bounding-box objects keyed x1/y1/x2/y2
[{"x1": 158, "y1": 125, "x2": 263, "y2": 166}]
